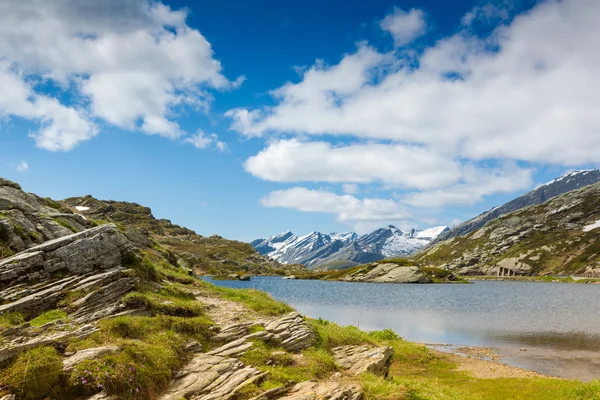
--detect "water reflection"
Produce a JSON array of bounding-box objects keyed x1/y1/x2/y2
[{"x1": 207, "y1": 277, "x2": 600, "y2": 379}]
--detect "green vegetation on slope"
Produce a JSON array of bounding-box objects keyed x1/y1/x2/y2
[
  {"x1": 416, "y1": 181, "x2": 600, "y2": 277},
  {"x1": 61, "y1": 196, "x2": 305, "y2": 276}
]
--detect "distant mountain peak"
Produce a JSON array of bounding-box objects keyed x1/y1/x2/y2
[{"x1": 252, "y1": 224, "x2": 449, "y2": 269}]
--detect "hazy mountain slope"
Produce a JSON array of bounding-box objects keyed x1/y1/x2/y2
[
  {"x1": 416, "y1": 181, "x2": 600, "y2": 277},
  {"x1": 253, "y1": 225, "x2": 449, "y2": 268},
  {"x1": 432, "y1": 170, "x2": 600, "y2": 245}
]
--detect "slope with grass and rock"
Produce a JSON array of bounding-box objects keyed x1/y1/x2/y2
[
  {"x1": 1, "y1": 176, "x2": 599, "y2": 400},
  {"x1": 416, "y1": 180, "x2": 600, "y2": 278},
  {"x1": 431, "y1": 169, "x2": 600, "y2": 245},
  {"x1": 59, "y1": 195, "x2": 305, "y2": 277}
]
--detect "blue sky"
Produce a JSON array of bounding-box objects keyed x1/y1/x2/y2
[{"x1": 0, "y1": 0, "x2": 598, "y2": 241}]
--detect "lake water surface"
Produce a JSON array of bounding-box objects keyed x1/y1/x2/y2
[{"x1": 207, "y1": 277, "x2": 600, "y2": 380}]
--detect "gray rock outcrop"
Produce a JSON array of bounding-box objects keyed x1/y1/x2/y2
[
  {"x1": 277, "y1": 381, "x2": 363, "y2": 400},
  {"x1": 159, "y1": 353, "x2": 267, "y2": 400},
  {"x1": 341, "y1": 263, "x2": 431, "y2": 283},
  {"x1": 0, "y1": 224, "x2": 131, "y2": 289},
  {"x1": 63, "y1": 346, "x2": 120, "y2": 372},
  {"x1": 264, "y1": 312, "x2": 317, "y2": 352},
  {"x1": 333, "y1": 345, "x2": 394, "y2": 376},
  {"x1": 0, "y1": 178, "x2": 89, "y2": 253}
]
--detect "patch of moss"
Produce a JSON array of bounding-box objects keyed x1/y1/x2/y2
[
  {"x1": 54, "y1": 218, "x2": 78, "y2": 233},
  {"x1": 29, "y1": 309, "x2": 68, "y2": 327}
]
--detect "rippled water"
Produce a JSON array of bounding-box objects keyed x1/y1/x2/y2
[{"x1": 207, "y1": 277, "x2": 600, "y2": 379}]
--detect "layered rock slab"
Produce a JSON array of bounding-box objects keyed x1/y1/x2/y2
[
  {"x1": 264, "y1": 312, "x2": 316, "y2": 352},
  {"x1": 277, "y1": 381, "x2": 363, "y2": 400},
  {"x1": 0, "y1": 224, "x2": 131, "y2": 289},
  {"x1": 341, "y1": 263, "x2": 430, "y2": 283},
  {"x1": 159, "y1": 353, "x2": 266, "y2": 400},
  {"x1": 333, "y1": 345, "x2": 394, "y2": 376}
]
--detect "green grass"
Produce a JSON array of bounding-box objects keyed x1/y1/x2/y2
[
  {"x1": 63, "y1": 313, "x2": 214, "y2": 400},
  {"x1": 54, "y1": 218, "x2": 78, "y2": 233},
  {"x1": 123, "y1": 288, "x2": 204, "y2": 317},
  {"x1": 29, "y1": 309, "x2": 67, "y2": 327},
  {"x1": 0, "y1": 311, "x2": 25, "y2": 330},
  {"x1": 0, "y1": 346, "x2": 63, "y2": 400},
  {"x1": 69, "y1": 331, "x2": 184, "y2": 400},
  {"x1": 200, "y1": 281, "x2": 293, "y2": 316}
]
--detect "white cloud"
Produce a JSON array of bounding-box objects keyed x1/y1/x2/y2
[
  {"x1": 0, "y1": 0, "x2": 239, "y2": 150},
  {"x1": 244, "y1": 139, "x2": 461, "y2": 190},
  {"x1": 342, "y1": 183, "x2": 359, "y2": 194},
  {"x1": 402, "y1": 164, "x2": 534, "y2": 208},
  {"x1": 380, "y1": 7, "x2": 427, "y2": 46},
  {"x1": 227, "y1": 0, "x2": 600, "y2": 166},
  {"x1": 16, "y1": 161, "x2": 28, "y2": 172},
  {"x1": 184, "y1": 130, "x2": 227, "y2": 152},
  {"x1": 261, "y1": 187, "x2": 410, "y2": 224},
  {"x1": 462, "y1": 2, "x2": 512, "y2": 26},
  {"x1": 0, "y1": 64, "x2": 96, "y2": 151}
]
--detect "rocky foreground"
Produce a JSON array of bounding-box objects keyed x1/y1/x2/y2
[
  {"x1": 0, "y1": 219, "x2": 392, "y2": 399},
  {"x1": 1, "y1": 177, "x2": 599, "y2": 400}
]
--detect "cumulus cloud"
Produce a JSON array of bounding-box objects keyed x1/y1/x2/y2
[
  {"x1": 16, "y1": 161, "x2": 29, "y2": 172},
  {"x1": 380, "y1": 7, "x2": 427, "y2": 46},
  {"x1": 0, "y1": 0, "x2": 239, "y2": 150},
  {"x1": 261, "y1": 187, "x2": 410, "y2": 224},
  {"x1": 184, "y1": 130, "x2": 227, "y2": 152},
  {"x1": 228, "y1": 0, "x2": 600, "y2": 165},
  {"x1": 244, "y1": 139, "x2": 461, "y2": 190},
  {"x1": 402, "y1": 164, "x2": 534, "y2": 208},
  {"x1": 342, "y1": 183, "x2": 359, "y2": 194}
]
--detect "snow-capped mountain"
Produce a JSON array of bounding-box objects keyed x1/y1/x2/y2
[{"x1": 251, "y1": 225, "x2": 449, "y2": 269}]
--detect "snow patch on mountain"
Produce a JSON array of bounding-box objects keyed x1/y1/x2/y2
[{"x1": 252, "y1": 224, "x2": 449, "y2": 268}]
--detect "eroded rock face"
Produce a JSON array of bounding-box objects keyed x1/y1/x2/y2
[
  {"x1": 333, "y1": 345, "x2": 394, "y2": 376},
  {"x1": 159, "y1": 353, "x2": 267, "y2": 400},
  {"x1": 264, "y1": 312, "x2": 317, "y2": 352},
  {"x1": 342, "y1": 263, "x2": 431, "y2": 283},
  {"x1": 208, "y1": 331, "x2": 275, "y2": 358},
  {"x1": 0, "y1": 224, "x2": 131, "y2": 289},
  {"x1": 277, "y1": 381, "x2": 363, "y2": 400},
  {"x1": 0, "y1": 178, "x2": 89, "y2": 253}
]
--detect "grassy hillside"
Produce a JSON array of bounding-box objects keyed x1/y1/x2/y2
[
  {"x1": 61, "y1": 195, "x2": 305, "y2": 276},
  {"x1": 416, "y1": 181, "x2": 600, "y2": 277}
]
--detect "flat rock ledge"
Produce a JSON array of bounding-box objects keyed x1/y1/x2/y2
[
  {"x1": 341, "y1": 264, "x2": 431, "y2": 284},
  {"x1": 159, "y1": 353, "x2": 267, "y2": 400},
  {"x1": 63, "y1": 345, "x2": 121, "y2": 372},
  {"x1": 277, "y1": 381, "x2": 363, "y2": 400},
  {"x1": 264, "y1": 312, "x2": 317, "y2": 352},
  {"x1": 333, "y1": 345, "x2": 394, "y2": 376},
  {"x1": 208, "y1": 330, "x2": 275, "y2": 358},
  {"x1": 212, "y1": 322, "x2": 263, "y2": 342}
]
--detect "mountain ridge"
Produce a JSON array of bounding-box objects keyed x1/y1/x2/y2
[
  {"x1": 252, "y1": 224, "x2": 449, "y2": 269},
  {"x1": 430, "y1": 169, "x2": 600, "y2": 245}
]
